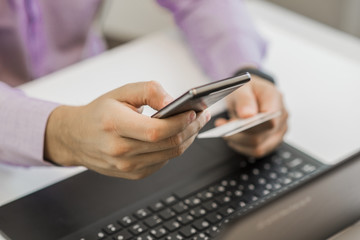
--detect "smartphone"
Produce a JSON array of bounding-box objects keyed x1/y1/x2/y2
[{"x1": 152, "y1": 73, "x2": 251, "y2": 119}]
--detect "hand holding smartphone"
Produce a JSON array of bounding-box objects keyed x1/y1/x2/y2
[{"x1": 152, "y1": 73, "x2": 251, "y2": 119}]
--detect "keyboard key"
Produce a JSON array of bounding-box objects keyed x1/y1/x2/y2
[
  {"x1": 233, "y1": 190, "x2": 243, "y2": 197},
  {"x1": 129, "y1": 223, "x2": 147, "y2": 235},
  {"x1": 279, "y1": 167, "x2": 289, "y2": 174},
  {"x1": 192, "y1": 219, "x2": 210, "y2": 231},
  {"x1": 190, "y1": 207, "x2": 207, "y2": 218},
  {"x1": 208, "y1": 184, "x2": 225, "y2": 195},
  {"x1": 220, "y1": 180, "x2": 229, "y2": 187},
  {"x1": 252, "y1": 168, "x2": 260, "y2": 176},
  {"x1": 150, "y1": 226, "x2": 168, "y2": 238},
  {"x1": 272, "y1": 155, "x2": 283, "y2": 164},
  {"x1": 258, "y1": 177, "x2": 266, "y2": 185},
  {"x1": 205, "y1": 212, "x2": 223, "y2": 224},
  {"x1": 134, "y1": 208, "x2": 151, "y2": 219},
  {"x1": 184, "y1": 196, "x2": 201, "y2": 207},
  {"x1": 240, "y1": 174, "x2": 249, "y2": 181},
  {"x1": 119, "y1": 215, "x2": 136, "y2": 227},
  {"x1": 113, "y1": 230, "x2": 133, "y2": 240},
  {"x1": 302, "y1": 164, "x2": 316, "y2": 173},
  {"x1": 215, "y1": 195, "x2": 231, "y2": 205},
  {"x1": 192, "y1": 232, "x2": 210, "y2": 240},
  {"x1": 103, "y1": 222, "x2": 121, "y2": 235},
  {"x1": 202, "y1": 201, "x2": 218, "y2": 211},
  {"x1": 159, "y1": 208, "x2": 176, "y2": 220},
  {"x1": 163, "y1": 195, "x2": 177, "y2": 206},
  {"x1": 143, "y1": 215, "x2": 162, "y2": 228},
  {"x1": 172, "y1": 202, "x2": 189, "y2": 214},
  {"x1": 179, "y1": 225, "x2": 197, "y2": 238},
  {"x1": 135, "y1": 234, "x2": 154, "y2": 240},
  {"x1": 149, "y1": 201, "x2": 165, "y2": 212},
  {"x1": 97, "y1": 231, "x2": 106, "y2": 240},
  {"x1": 281, "y1": 151, "x2": 291, "y2": 159},
  {"x1": 268, "y1": 172, "x2": 278, "y2": 179},
  {"x1": 166, "y1": 232, "x2": 184, "y2": 239},
  {"x1": 163, "y1": 220, "x2": 181, "y2": 232},
  {"x1": 218, "y1": 206, "x2": 235, "y2": 217},
  {"x1": 177, "y1": 213, "x2": 194, "y2": 225},
  {"x1": 289, "y1": 171, "x2": 304, "y2": 179},
  {"x1": 196, "y1": 190, "x2": 214, "y2": 201},
  {"x1": 229, "y1": 179, "x2": 237, "y2": 187},
  {"x1": 263, "y1": 163, "x2": 271, "y2": 170},
  {"x1": 287, "y1": 158, "x2": 303, "y2": 168},
  {"x1": 205, "y1": 226, "x2": 220, "y2": 238}
]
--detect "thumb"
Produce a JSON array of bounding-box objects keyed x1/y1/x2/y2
[
  {"x1": 105, "y1": 81, "x2": 174, "y2": 110},
  {"x1": 229, "y1": 84, "x2": 258, "y2": 118}
]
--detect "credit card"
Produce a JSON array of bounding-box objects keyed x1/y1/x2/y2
[{"x1": 197, "y1": 111, "x2": 282, "y2": 138}]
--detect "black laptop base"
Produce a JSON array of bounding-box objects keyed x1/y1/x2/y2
[
  {"x1": 0, "y1": 113, "x2": 326, "y2": 240},
  {"x1": 0, "y1": 143, "x2": 325, "y2": 240}
]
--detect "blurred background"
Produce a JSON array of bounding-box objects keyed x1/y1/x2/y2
[{"x1": 99, "y1": 0, "x2": 360, "y2": 48}]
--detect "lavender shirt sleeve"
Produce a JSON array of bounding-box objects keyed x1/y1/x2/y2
[
  {"x1": 0, "y1": 82, "x2": 59, "y2": 167},
  {"x1": 157, "y1": 0, "x2": 267, "y2": 80}
]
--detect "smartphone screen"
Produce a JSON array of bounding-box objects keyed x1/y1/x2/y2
[{"x1": 152, "y1": 73, "x2": 251, "y2": 119}]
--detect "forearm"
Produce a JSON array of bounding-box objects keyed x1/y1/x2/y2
[
  {"x1": 0, "y1": 82, "x2": 59, "y2": 166},
  {"x1": 157, "y1": 0, "x2": 267, "y2": 80}
]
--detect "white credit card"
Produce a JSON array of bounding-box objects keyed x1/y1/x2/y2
[{"x1": 197, "y1": 111, "x2": 282, "y2": 139}]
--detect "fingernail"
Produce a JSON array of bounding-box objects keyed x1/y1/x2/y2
[
  {"x1": 189, "y1": 111, "x2": 196, "y2": 123},
  {"x1": 205, "y1": 110, "x2": 211, "y2": 122},
  {"x1": 163, "y1": 95, "x2": 174, "y2": 106},
  {"x1": 240, "y1": 106, "x2": 257, "y2": 117}
]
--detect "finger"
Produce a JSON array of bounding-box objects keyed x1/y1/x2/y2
[
  {"x1": 130, "y1": 161, "x2": 169, "y2": 180},
  {"x1": 225, "y1": 110, "x2": 288, "y2": 147},
  {"x1": 214, "y1": 118, "x2": 229, "y2": 127},
  {"x1": 114, "y1": 105, "x2": 196, "y2": 142},
  {"x1": 106, "y1": 81, "x2": 174, "y2": 110},
  {"x1": 120, "y1": 108, "x2": 209, "y2": 142},
  {"x1": 225, "y1": 129, "x2": 271, "y2": 148},
  {"x1": 109, "y1": 111, "x2": 210, "y2": 156},
  {"x1": 229, "y1": 84, "x2": 258, "y2": 118},
  {"x1": 227, "y1": 124, "x2": 287, "y2": 157},
  {"x1": 253, "y1": 79, "x2": 282, "y2": 113},
  {"x1": 110, "y1": 135, "x2": 196, "y2": 173}
]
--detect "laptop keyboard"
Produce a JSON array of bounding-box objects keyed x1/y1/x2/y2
[{"x1": 63, "y1": 145, "x2": 325, "y2": 240}]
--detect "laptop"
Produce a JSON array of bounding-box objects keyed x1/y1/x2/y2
[{"x1": 0, "y1": 112, "x2": 359, "y2": 240}]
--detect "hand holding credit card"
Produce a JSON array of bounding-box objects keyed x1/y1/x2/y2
[{"x1": 197, "y1": 111, "x2": 282, "y2": 138}]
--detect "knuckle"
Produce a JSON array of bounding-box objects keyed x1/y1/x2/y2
[
  {"x1": 169, "y1": 134, "x2": 183, "y2": 147},
  {"x1": 172, "y1": 144, "x2": 187, "y2": 157},
  {"x1": 130, "y1": 171, "x2": 149, "y2": 180},
  {"x1": 117, "y1": 161, "x2": 137, "y2": 173},
  {"x1": 106, "y1": 143, "x2": 132, "y2": 157},
  {"x1": 136, "y1": 172, "x2": 148, "y2": 180},
  {"x1": 249, "y1": 136, "x2": 262, "y2": 147},
  {"x1": 252, "y1": 146, "x2": 266, "y2": 158},
  {"x1": 146, "y1": 81, "x2": 161, "y2": 96},
  {"x1": 100, "y1": 113, "x2": 115, "y2": 132},
  {"x1": 146, "y1": 126, "x2": 161, "y2": 142}
]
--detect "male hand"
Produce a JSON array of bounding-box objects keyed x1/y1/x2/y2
[
  {"x1": 44, "y1": 81, "x2": 211, "y2": 179},
  {"x1": 215, "y1": 75, "x2": 288, "y2": 157}
]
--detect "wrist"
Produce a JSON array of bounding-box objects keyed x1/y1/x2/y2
[{"x1": 44, "y1": 105, "x2": 81, "y2": 166}]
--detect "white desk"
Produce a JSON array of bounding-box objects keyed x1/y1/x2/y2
[{"x1": 1, "y1": 0, "x2": 360, "y2": 209}]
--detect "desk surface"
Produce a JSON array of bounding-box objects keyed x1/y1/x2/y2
[{"x1": 1, "y1": 0, "x2": 360, "y2": 207}]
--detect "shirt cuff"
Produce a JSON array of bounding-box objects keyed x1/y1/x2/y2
[{"x1": 0, "y1": 83, "x2": 60, "y2": 167}]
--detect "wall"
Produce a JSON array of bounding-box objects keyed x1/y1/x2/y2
[
  {"x1": 100, "y1": 0, "x2": 360, "y2": 41},
  {"x1": 263, "y1": 0, "x2": 360, "y2": 38}
]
